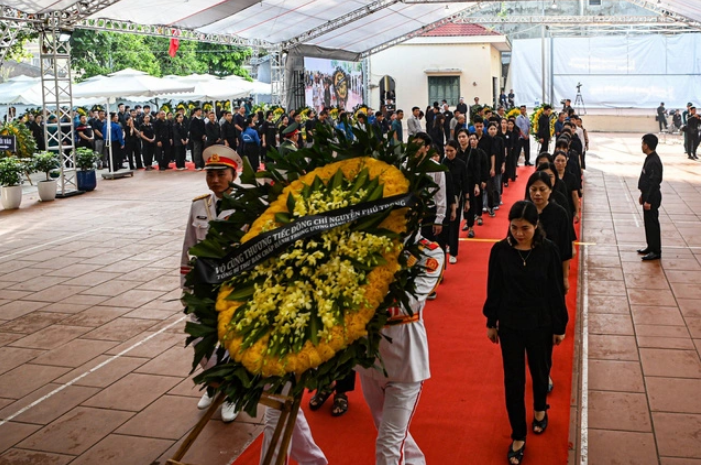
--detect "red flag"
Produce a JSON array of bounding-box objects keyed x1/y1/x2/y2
[{"x1": 169, "y1": 38, "x2": 180, "y2": 58}]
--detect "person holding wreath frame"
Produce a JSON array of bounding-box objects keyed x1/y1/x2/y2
[{"x1": 483, "y1": 201, "x2": 568, "y2": 465}]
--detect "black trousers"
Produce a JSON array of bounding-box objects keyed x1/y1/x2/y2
[
  {"x1": 520, "y1": 138, "x2": 530, "y2": 164},
  {"x1": 142, "y1": 143, "x2": 155, "y2": 167},
  {"x1": 539, "y1": 137, "x2": 549, "y2": 155},
  {"x1": 125, "y1": 139, "x2": 142, "y2": 170},
  {"x1": 643, "y1": 201, "x2": 661, "y2": 255},
  {"x1": 174, "y1": 145, "x2": 186, "y2": 169},
  {"x1": 690, "y1": 133, "x2": 700, "y2": 156},
  {"x1": 505, "y1": 150, "x2": 517, "y2": 182},
  {"x1": 243, "y1": 145, "x2": 260, "y2": 172},
  {"x1": 335, "y1": 371, "x2": 356, "y2": 394},
  {"x1": 499, "y1": 325, "x2": 553, "y2": 440},
  {"x1": 658, "y1": 117, "x2": 668, "y2": 131},
  {"x1": 581, "y1": 151, "x2": 586, "y2": 170},
  {"x1": 158, "y1": 143, "x2": 173, "y2": 170},
  {"x1": 447, "y1": 198, "x2": 463, "y2": 257}
]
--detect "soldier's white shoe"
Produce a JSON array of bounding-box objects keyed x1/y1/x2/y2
[
  {"x1": 197, "y1": 391, "x2": 214, "y2": 410},
  {"x1": 221, "y1": 402, "x2": 239, "y2": 423}
]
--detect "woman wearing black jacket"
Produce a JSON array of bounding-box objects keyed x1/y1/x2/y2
[
  {"x1": 428, "y1": 113, "x2": 445, "y2": 159},
  {"x1": 139, "y1": 114, "x2": 156, "y2": 171},
  {"x1": 484, "y1": 201, "x2": 568, "y2": 465},
  {"x1": 173, "y1": 114, "x2": 189, "y2": 170},
  {"x1": 456, "y1": 129, "x2": 482, "y2": 238},
  {"x1": 504, "y1": 118, "x2": 519, "y2": 185}
]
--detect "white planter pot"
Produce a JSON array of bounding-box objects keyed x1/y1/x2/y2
[
  {"x1": 37, "y1": 180, "x2": 57, "y2": 202},
  {"x1": 1, "y1": 185, "x2": 22, "y2": 210}
]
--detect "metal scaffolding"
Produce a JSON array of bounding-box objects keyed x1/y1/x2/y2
[
  {"x1": 270, "y1": 51, "x2": 285, "y2": 106},
  {"x1": 40, "y1": 18, "x2": 79, "y2": 197}
]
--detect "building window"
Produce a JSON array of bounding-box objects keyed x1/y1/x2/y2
[
  {"x1": 427, "y1": 76, "x2": 460, "y2": 106},
  {"x1": 588, "y1": 0, "x2": 602, "y2": 6}
]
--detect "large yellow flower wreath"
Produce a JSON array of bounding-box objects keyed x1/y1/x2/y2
[{"x1": 214, "y1": 157, "x2": 409, "y2": 378}]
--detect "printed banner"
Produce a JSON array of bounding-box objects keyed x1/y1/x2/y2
[{"x1": 195, "y1": 193, "x2": 415, "y2": 284}]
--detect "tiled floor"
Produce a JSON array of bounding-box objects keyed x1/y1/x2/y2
[
  {"x1": 0, "y1": 168, "x2": 263, "y2": 465},
  {"x1": 581, "y1": 133, "x2": 701, "y2": 464},
  {"x1": 2, "y1": 133, "x2": 701, "y2": 464}
]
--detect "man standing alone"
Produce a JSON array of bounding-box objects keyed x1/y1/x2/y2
[
  {"x1": 407, "y1": 107, "x2": 422, "y2": 137},
  {"x1": 537, "y1": 105, "x2": 552, "y2": 154},
  {"x1": 516, "y1": 105, "x2": 532, "y2": 166},
  {"x1": 638, "y1": 133, "x2": 663, "y2": 261}
]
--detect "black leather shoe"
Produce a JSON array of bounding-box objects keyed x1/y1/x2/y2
[
  {"x1": 637, "y1": 248, "x2": 650, "y2": 254},
  {"x1": 642, "y1": 252, "x2": 661, "y2": 261}
]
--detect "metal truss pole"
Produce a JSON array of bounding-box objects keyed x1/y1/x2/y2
[
  {"x1": 270, "y1": 51, "x2": 285, "y2": 107},
  {"x1": 40, "y1": 16, "x2": 80, "y2": 197}
]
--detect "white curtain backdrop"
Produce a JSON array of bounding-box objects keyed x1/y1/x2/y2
[{"x1": 510, "y1": 34, "x2": 701, "y2": 109}]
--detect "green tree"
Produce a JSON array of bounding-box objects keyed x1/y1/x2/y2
[
  {"x1": 70, "y1": 30, "x2": 160, "y2": 80},
  {"x1": 143, "y1": 36, "x2": 207, "y2": 76},
  {"x1": 69, "y1": 30, "x2": 252, "y2": 80},
  {"x1": 3, "y1": 28, "x2": 39, "y2": 62},
  {"x1": 195, "y1": 42, "x2": 252, "y2": 79}
]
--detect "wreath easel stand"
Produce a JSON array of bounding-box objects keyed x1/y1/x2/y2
[{"x1": 166, "y1": 388, "x2": 303, "y2": 465}]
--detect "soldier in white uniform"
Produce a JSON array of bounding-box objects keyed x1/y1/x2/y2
[
  {"x1": 181, "y1": 145, "x2": 242, "y2": 423},
  {"x1": 181, "y1": 145, "x2": 327, "y2": 463},
  {"x1": 357, "y1": 236, "x2": 445, "y2": 465}
]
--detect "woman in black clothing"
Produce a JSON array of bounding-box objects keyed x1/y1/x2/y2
[
  {"x1": 173, "y1": 114, "x2": 189, "y2": 170},
  {"x1": 278, "y1": 115, "x2": 289, "y2": 143},
  {"x1": 537, "y1": 162, "x2": 571, "y2": 216},
  {"x1": 534, "y1": 152, "x2": 552, "y2": 168},
  {"x1": 442, "y1": 140, "x2": 469, "y2": 263},
  {"x1": 525, "y1": 171, "x2": 573, "y2": 292},
  {"x1": 124, "y1": 115, "x2": 142, "y2": 170},
  {"x1": 456, "y1": 130, "x2": 482, "y2": 238},
  {"x1": 484, "y1": 201, "x2": 568, "y2": 465},
  {"x1": 428, "y1": 113, "x2": 445, "y2": 159},
  {"x1": 139, "y1": 114, "x2": 156, "y2": 171},
  {"x1": 553, "y1": 151, "x2": 581, "y2": 224},
  {"x1": 487, "y1": 123, "x2": 505, "y2": 213},
  {"x1": 504, "y1": 119, "x2": 518, "y2": 185}
]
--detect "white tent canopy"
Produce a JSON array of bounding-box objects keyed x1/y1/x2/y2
[
  {"x1": 0, "y1": 76, "x2": 101, "y2": 106},
  {"x1": 73, "y1": 68, "x2": 195, "y2": 99},
  {"x1": 153, "y1": 74, "x2": 254, "y2": 101}
]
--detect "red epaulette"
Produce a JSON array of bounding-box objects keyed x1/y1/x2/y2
[{"x1": 419, "y1": 238, "x2": 440, "y2": 250}]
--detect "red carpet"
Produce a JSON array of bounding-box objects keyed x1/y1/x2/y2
[{"x1": 234, "y1": 165, "x2": 579, "y2": 464}]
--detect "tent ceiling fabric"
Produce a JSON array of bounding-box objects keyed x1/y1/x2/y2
[{"x1": 5, "y1": 0, "x2": 701, "y2": 55}]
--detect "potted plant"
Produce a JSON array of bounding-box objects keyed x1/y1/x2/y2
[
  {"x1": 0, "y1": 157, "x2": 24, "y2": 210},
  {"x1": 75, "y1": 147, "x2": 99, "y2": 192},
  {"x1": 32, "y1": 151, "x2": 61, "y2": 202}
]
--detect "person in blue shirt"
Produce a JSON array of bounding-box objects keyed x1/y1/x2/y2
[
  {"x1": 337, "y1": 111, "x2": 354, "y2": 141},
  {"x1": 391, "y1": 109, "x2": 404, "y2": 145},
  {"x1": 106, "y1": 112, "x2": 125, "y2": 171},
  {"x1": 554, "y1": 111, "x2": 566, "y2": 138},
  {"x1": 241, "y1": 116, "x2": 261, "y2": 171}
]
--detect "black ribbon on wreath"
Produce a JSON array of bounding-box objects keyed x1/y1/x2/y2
[{"x1": 195, "y1": 192, "x2": 416, "y2": 284}]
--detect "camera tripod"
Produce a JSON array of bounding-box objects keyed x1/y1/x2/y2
[{"x1": 574, "y1": 89, "x2": 586, "y2": 115}]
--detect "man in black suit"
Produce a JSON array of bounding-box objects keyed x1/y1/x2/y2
[
  {"x1": 537, "y1": 105, "x2": 552, "y2": 153},
  {"x1": 637, "y1": 133, "x2": 663, "y2": 261}
]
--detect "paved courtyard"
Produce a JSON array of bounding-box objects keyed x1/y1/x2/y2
[{"x1": 0, "y1": 131, "x2": 700, "y2": 464}]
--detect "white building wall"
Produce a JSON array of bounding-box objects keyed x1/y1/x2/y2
[{"x1": 368, "y1": 41, "x2": 503, "y2": 112}]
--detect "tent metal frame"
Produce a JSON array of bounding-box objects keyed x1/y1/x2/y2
[
  {"x1": 40, "y1": 17, "x2": 80, "y2": 197},
  {"x1": 1, "y1": 0, "x2": 701, "y2": 183}
]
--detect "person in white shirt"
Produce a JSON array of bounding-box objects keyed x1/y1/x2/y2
[
  {"x1": 407, "y1": 107, "x2": 422, "y2": 137},
  {"x1": 357, "y1": 234, "x2": 445, "y2": 465}
]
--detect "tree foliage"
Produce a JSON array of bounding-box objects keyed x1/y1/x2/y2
[
  {"x1": 4, "y1": 29, "x2": 39, "y2": 62},
  {"x1": 69, "y1": 30, "x2": 252, "y2": 81}
]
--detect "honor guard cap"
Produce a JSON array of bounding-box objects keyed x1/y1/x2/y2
[
  {"x1": 203, "y1": 145, "x2": 243, "y2": 171},
  {"x1": 282, "y1": 122, "x2": 300, "y2": 137}
]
